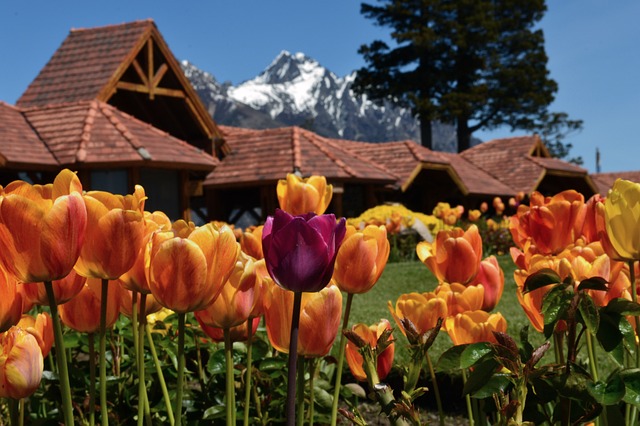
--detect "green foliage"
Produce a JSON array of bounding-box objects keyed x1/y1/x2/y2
[{"x1": 354, "y1": 0, "x2": 574, "y2": 152}]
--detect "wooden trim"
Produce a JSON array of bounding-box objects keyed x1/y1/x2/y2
[
  {"x1": 115, "y1": 81, "x2": 186, "y2": 98},
  {"x1": 132, "y1": 59, "x2": 148, "y2": 86}
]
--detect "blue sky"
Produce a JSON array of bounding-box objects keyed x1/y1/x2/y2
[{"x1": 1, "y1": 1, "x2": 638, "y2": 173}]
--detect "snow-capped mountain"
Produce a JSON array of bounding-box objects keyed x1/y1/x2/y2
[{"x1": 182, "y1": 51, "x2": 458, "y2": 150}]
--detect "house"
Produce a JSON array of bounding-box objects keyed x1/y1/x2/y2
[
  {"x1": 0, "y1": 20, "x2": 605, "y2": 225},
  {"x1": 3, "y1": 20, "x2": 223, "y2": 221}
]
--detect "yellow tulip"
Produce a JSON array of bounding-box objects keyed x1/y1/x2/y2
[
  {"x1": 75, "y1": 186, "x2": 147, "y2": 280},
  {"x1": 604, "y1": 179, "x2": 640, "y2": 261},
  {"x1": 388, "y1": 292, "x2": 447, "y2": 336},
  {"x1": 277, "y1": 173, "x2": 333, "y2": 215},
  {"x1": 147, "y1": 222, "x2": 240, "y2": 313},
  {"x1": 447, "y1": 310, "x2": 507, "y2": 345},
  {"x1": 0, "y1": 169, "x2": 87, "y2": 283},
  {"x1": 194, "y1": 252, "x2": 262, "y2": 330},
  {"x1": 264, "y1": 282, "x2": 342, "y2": 357},
  {"x1": 17, "y1": 312, "x2": 53, "y2": 358},
  {"x1": 0, "y1": 267, "x2": 22, "y2": 333},
  {"x1": 435, "y1": 282, "x2": 484, "y2": 318},
  {"x1": 0, "y1": 326, "x2": 44, "y2": 399},
  {"x1": 333, "y1": 225, "x2": 390, "y2": 294}
]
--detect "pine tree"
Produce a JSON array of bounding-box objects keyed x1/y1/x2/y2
[{"x1": 353, "y1": 0, "x2": 575, "y2": 153}]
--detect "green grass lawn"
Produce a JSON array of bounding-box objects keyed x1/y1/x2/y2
[{"x1": 343, "y1": 255, "x2": 543, "y2": 366}]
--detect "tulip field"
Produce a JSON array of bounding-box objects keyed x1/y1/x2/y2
[{"x1": 2, "y1": 170, "x2": 640, "y2": 426}]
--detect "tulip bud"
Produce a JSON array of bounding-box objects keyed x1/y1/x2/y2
[
  {"x1": 277, "y1": 174, "x2": 333, "y2": 215},
  {"x1": 0, "y1": 326, "x2": 44, "y2": 399},
  {"x1": 345, "y1": 320, "x2": 395, "y2": 382}
]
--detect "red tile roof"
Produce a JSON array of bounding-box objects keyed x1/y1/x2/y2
[
  {"x1": 22, "y1": 101, "x2": 217, "y2": 170},
  {"x1": 437, "y1": 152, "x2": 516, "y2": 196},
  {"x1": 461, "y1": 135, "x2": 592, "y2": 194},
  {"x1": 0, "y1": 102, "x2": 58, "y2": 168},
  {"x1": 592, "y1": 171, "x2": 640, "y2": 196},
  {"x1": 17, "y1": 20, "x2": 153, "y2": 107},
  {"x1": 205, "y1": 126, "x2": 396, "y2": 187}
]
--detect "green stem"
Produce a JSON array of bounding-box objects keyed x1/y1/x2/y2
[
  {"x1": 89, "y1": 333, "x2": 96, "y2": 426},
  {"x1": 330, "y1": 293, "x2": 353, "y2": 426},
  {"x1": 99, "y1": 278, "x2": 109, "y2": 426},
  {"x1": 361, "y1": 346, "x2": 408, "y2": 426},
  {"x1": 224, "y1": 327, "x2": 236, "y2": 426},
  {"x1": 554, "y1": 331, "x2": 565, "y2": 365},
  {"x1": 137, "y1": 294, "x2": 147, "y2": 426},
  {"x1": 8, "y1": 398, "x2": 18, "y2": 426},
  {"x1": 44, "y1": 280, "x2": 75, "y2": 425},
  {"x1": 146, "y1": 325, "x2": 174, "y2": 425},
  {"x1": 461, "y1": 369, "x2": 475, "y2": 426},
  {"x1": 309, "y1": 358, "x2": 317, "y2": 426},
  {"x1": 18, "y1": 398, "x2": 24, "y2": 426},
  {"x1": 175, "y1": 313, "x2": 186, "y2": 426},
  {"x1": 285, "y1": 292, "x2": 303, "y2": 426},
  {"x1": 244, "y1": 318, "x2": 254, "y2": 426},
  {"x1": 297, "y1": 356, "x2": 306, "y2": 426},
  {"x1": 426, "y1": 354, "x2": 444, "y2": 426}
]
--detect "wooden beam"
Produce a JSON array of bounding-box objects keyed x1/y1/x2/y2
[
  {"x1": 151, "y1": 63, "x2": 168, "y2": 89},
  {"x1": 147, "y1": 39, "x2": 154, "y2": 99},
  {"x1": 132, "y1": 59, "x2": 149, "y2": 86},
  {"x1": 115, "y1": 81, "x2": 186, "y2": 98}
]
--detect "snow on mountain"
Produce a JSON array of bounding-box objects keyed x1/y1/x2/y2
[{"x1": 182, "y1": 51, "x2": 459, "y2": 150}]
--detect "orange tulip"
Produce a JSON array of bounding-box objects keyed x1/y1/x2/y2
[
  {"x1": 417, "y1": 225, "x2": 482, "y2": 285},
  {"x1": 197, "y1": 316, "x2": 261, "y2": 343},
  {"x1": 264, "y1": 282, "x2": 342, "y2": 357},
  {"x1": 119, "y1": 289, "x2": 163, "y2": 319},
  {"x1": 0, "y1": 267, "x2": 22, "y2": 333},
  {"x1": 147, "y1": 222, "x2": 240, "y2": 313},
  {"x1": 119, "y1": 211, "x2": 171, "y2": 295},
  {"x1": 21, "y1": 269, "x2": 86, "y2": 306},
  {"x1": 59, "y1": 278, "x2": 122, "y2": 333},
  {"x1": 388, "y1": 292, "x2": 447, "y2": 336},
  {"x1": 470, "y1": 256, "x2": 505, "y2": 312},
  {"x1": 0, "y1": 169, "x2": 87, "y2": 283},
  {"x1": 345, "y1": 319, "x2": 394, "y2": 382},
  {"x1": 75, "y1": 186, "x2": 147, "y2": 280},
  {"x1": 435, "y1": 282, "x2": 484, "y2": 318},
  {"x1": 277, "y1": 173, "x2": 333, "y2": 215},
  {"x1": 17, "y1": 312, "x2": 53, "y2": 358},
  {"x1": 0, "y1": 326, "x2": 44, "y2": 399},
  {"x1": 333, "y1": 225, "x2": 390, "y2": 294},
  {"x1": 194, "y1": 252, "x2": 262, "y2": 330},
  {"x1": 447, "y1": 310, "x2": 507, "y2": 346},
  {"x1": 240, "y1": 225, "x2": 264, "y2": 259},
  {"x1": 509, "y1": 190, "x2": 586, "y2": 255}
]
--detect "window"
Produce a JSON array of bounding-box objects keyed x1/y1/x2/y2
[
  {"x1": 90, "y1": 169, "x2": 128, "y2": 195},
  {"x1": 140, "y1": 169, "x2": 180, "y2": 220}
]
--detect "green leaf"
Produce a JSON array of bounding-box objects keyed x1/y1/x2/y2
[
  {"x1": 206, "y1": 349, "x2": 226, "y2": 375},
  {"x1": 523, "y1": 269, "x2": 562, "y2": 293},
  {"x1": 621, "y1": 369, "x2": 640, "y2": 406},
  {"x1": 436, "y1": 344, "x2": 468, "y2": 372},
  {"x1": 596, "y1": 311, "x2": 624, "y2": 352},
  {"x1": 577, "y1": 277, "x2": 608, "y2": 292},
  {"x1": 604, "y1": 298, "x2": 640, "y2": 316},
  {"x1": 471, "y1": 374, "x2": 512, "y2": 399},
  {"x1": 314, "y1": 386, "x2": 334, "y2": 408},
  {"x1": 460, "y1": 342, "x2": 493, "y2": 369},
  {"x1": 463, "y1": 359, "x2": 500, "y2": 396},
  {"x1": 542, "y1": 285, "x2": 572, "y2": 325},
  {"x1": 578, "y1": 294, "x2": 599, "y2": 334},
  {"x1": 587, "y1": 374, "x2": 625, "y2": 405},
  {"x1": 203, "y1": 405, "x2": 225, "y2": 419}
]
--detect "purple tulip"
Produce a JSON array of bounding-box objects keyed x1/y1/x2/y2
[{"x1": 262, "y1": 209, "x2": 346, "y2": 293}]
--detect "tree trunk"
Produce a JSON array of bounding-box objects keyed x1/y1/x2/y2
[
  {"x1": 419, "y1": 118, "x2": 433, "y2": 150},
  {"x1": 456, "y1": 117, "x2": 472, "y2": 152}
]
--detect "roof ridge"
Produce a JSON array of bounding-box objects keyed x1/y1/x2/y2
[
  {"x1": 97, "y1": 103, "x2": 149, "y2": 161},
  {"x1": 328, "y1": 139, "x2": 401, "y2": 181},
  {"x1": 15, "y1": 104, "x2": 62, "y2": 165},
  {"x1": 301, "y1": 129, "x2": 358, "y2": 177},
  {"x1": 70, "y1": 19, "x2": 155, "y2": 33},
  {"x1": 75, "y1": 100, "x2": 99, "y2": 162}
]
